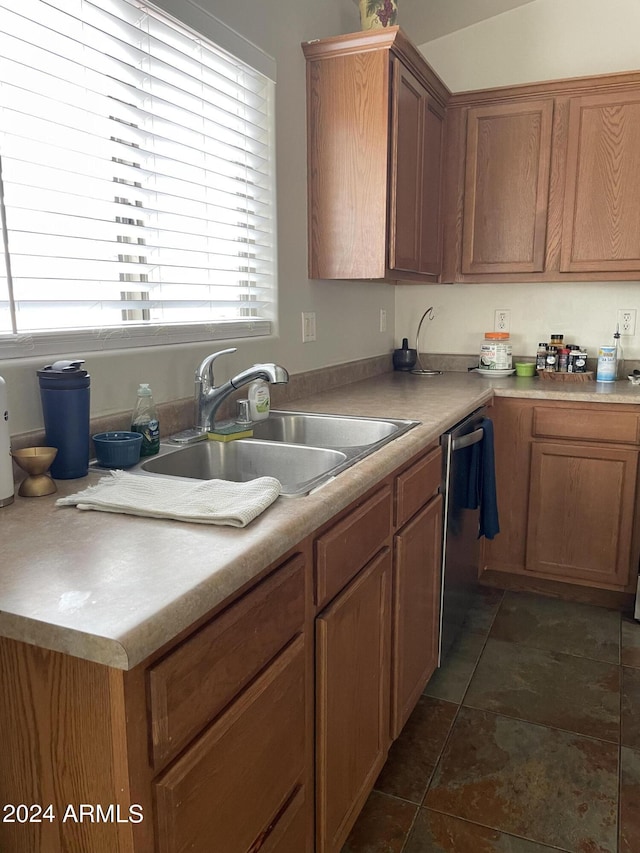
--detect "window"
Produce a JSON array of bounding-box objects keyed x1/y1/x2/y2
[{"x1": 0, "y1": 0, "x2": 276, "y2": 358}]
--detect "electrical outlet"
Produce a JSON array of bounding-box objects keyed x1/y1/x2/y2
[
  {"x1": 301, "y1": 311, "x2": 316, "y2": 343},
  {"x1": 379, "y1": 309, "x2": 387, "y2": 333},
  {"x1": 618, "y1": 308, "x2": 637, "y2": 336},
  {"x1": 494, "y1": 309, "x2": 510, "y2": 333}
]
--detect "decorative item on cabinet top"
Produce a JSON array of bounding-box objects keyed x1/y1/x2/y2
[{"x1": 359, "y1": 0, "x2": 398, "y2": 29}]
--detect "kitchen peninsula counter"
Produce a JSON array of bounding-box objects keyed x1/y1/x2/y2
[{"x1": 2, "y1": 370, "x2": 639, "y2": 670}]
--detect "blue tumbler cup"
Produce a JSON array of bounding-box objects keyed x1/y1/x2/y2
[{"x1": 37, "y1": 360, "x2": 90, "y2": 479}]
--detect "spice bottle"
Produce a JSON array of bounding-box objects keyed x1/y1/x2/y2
[
  {"x1": 558, "y1": 348, "x2": 570, "y2": 372},
  {"x1": 131, "y1": 383, "x2": 160, "y2": 456},
  {"x1": 536, "y1": 343, "x2": 548, "y2": 371},
  {"x1": 545, "y1": 347, "x2": 558, "y2": 372},
  {"x1": 573, "y1": 349, "x2": 588, "y2": 373}
]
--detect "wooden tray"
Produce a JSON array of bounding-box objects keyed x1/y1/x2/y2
[{"x1": 538, "y1": 370, "x2": 594, "y2": 382}]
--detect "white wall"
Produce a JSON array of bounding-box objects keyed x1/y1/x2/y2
[
  {"x1": 2, "y1": 0, "x2": 396, "y2": 434},
  {"x1": 419, "y1": 0, "x2": 640, "y2": 92},
  {"x1": 395, "y1": 0, "x2": 640, "y2": 364},
  {"x1": 395, "y1": 281, "x2": 640, "y2": 363}
]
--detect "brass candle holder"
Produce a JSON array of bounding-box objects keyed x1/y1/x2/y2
[{"x1": 12, "y1": 447, "x2": 58, "y2": 497}]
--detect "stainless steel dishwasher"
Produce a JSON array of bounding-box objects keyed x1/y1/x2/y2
[{"x1": 439, "y1": 406, "x2": 490, "y2": 664}]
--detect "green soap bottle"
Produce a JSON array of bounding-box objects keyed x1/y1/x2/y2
[{"x1": 131, "y1": 383, "x2": 160, "y2": 456}]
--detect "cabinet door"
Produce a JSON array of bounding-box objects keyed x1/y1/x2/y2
[
  {"x1": 316, "y1": 549, "x2": 392, "y2": 853},
  {"x1": 561, "y1": 90, "x2": 640, "y2": 272},
  {"x1": 305, "y1": 46, "x2": 390, "y2": 279},
  {"x1": 461, "y1": 100, "x2": 553, "y2": 274},
  {"x1": 392, "y1": 494, "x2": 442, "y2": 738},
  {"x1": 155, "y1": 637, "x2": 308, "y2": 853},
  {"x1": 388, "y1": 58, "x2": 444, "y2": 277},
  {"x1": 527, "y1": 441, "x2": 639, "y2": 589}
]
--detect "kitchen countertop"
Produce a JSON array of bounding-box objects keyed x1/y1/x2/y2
[{"x1": 2, "y1": 370, "x2": 640, "y2": 671}]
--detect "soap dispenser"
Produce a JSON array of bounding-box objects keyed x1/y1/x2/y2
[
  {"x1": 248, "y1": 380, "x2": 270, "y2": 421},
  {"x1": 131, "y1": 383, "x2": 160, "y2": 456}
]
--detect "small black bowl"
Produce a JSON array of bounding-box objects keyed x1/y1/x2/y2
[{"x1": 393, "y1": 347, "x2": 417, "y2": 371}]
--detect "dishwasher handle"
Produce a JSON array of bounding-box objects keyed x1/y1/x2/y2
[{"x1": 451, "y1": 426, "x2": 484, "y2": 452}]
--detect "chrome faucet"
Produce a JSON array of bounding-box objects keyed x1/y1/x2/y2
[{"x1": 195, "y1": 347, "x2": 289, "y2": 431}]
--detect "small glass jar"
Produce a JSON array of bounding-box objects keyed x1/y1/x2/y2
[
  {"x1": 545, "y1": 346, "x2": 558, "y2": 372},
  {"x1": 480, "y1": 332, "x2": 512, "y2": 370},
  {"x1": 536, "y1": 343, "x2": 548, "y2": 371},
  {"x1": 573, "y1": 350, "x2": 588, "y2": 373},
  {"x1": 558, "y1": 348, "x2": 570, "y2": 372},
  {"x1": 550, "y1": 334, "x2": 564, "y2": 350}
]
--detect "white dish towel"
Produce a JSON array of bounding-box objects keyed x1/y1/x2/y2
[{"x1": 56, "y1": 470, "x2": 282, "y2": 527}]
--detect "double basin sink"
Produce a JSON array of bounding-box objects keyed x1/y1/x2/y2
[{"x1": 139, "y1": 411, "x2": 420, "y2": 496}]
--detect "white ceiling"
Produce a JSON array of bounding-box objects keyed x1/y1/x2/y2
[{"x1": 397, "y1": 0, "x2": 538, "y2": 44}]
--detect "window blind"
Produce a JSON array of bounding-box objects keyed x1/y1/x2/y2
[{"x1": 0, "y1": 0, "x2": 276, "y2": 356}]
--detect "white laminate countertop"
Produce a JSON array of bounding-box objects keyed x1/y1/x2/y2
[{"x1": 2, "y1": 370, "x2": 639, "y2": 671}]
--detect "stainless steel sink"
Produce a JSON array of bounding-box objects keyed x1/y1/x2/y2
[
  {"x1": 140, "y1": 439, "x2": 348, "y2": 497},
  {"x1": 139, "y1": 411, "x2": 420, "y2": 496},
  {"x1": 249, "y1": 410, "x2": 414, "y2": 449}
]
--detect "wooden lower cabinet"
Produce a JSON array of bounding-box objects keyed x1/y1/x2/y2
[
  {"x1": 391, "y1": 494, "x2": 442, "y2": 738},
  {"x1": 527, "y1": 441, "x2": 638, "y2": 588},
  {"x1": 0, "y1": 447, "x2": 446, "y2": 853},
  {"x1": 482, "y1": 397, "x2": 640, "y2": 594},
  {"x1": 0, "y1": 550, "x2": 313, "y2": 853},
  {"x1": 0, "y1": 638, "x2": 142, "y2": 853},
  {"x1": 315, "y1": 549, "x2": 392, "y2": 853},
  {"x1": 155, "y1": 636, "x2": 307, "y2": 853}
]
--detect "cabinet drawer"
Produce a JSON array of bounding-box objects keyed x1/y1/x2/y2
[
  {"x1": 315, "y1": 486, "x2": 392, "y2": 609},
  {"x1": 259, "y1": 786, "x2": 309, "y2": 853},
  {"x1": 148, "y1": 552, "x2": 305, "y2": 769},
  {"x1": 155, "y1": 636, "x2": 306, "y2": 853},
  {"x1": 532, "y1": 407, "x2": 640, "y2": 444},
  {"x1": 395, "y1": 446, "x2": 442, "y2": 527}
]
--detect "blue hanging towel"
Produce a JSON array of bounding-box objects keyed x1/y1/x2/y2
[{"x1": 467, "y1": 417, "x2": 500, "y2": 540}]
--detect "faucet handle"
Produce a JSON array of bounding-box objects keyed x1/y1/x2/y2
[{"x1": 195, "y1": 347, "x2": 237, "y2": 385}]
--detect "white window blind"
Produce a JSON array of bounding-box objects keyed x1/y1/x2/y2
[{"x1": 0, "y1": 0, "x2": 276, "y2": 357}]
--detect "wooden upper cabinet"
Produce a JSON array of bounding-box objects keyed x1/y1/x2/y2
[
  {"x1": 561, "y1": 89, "x2": 640, "y2": 272},
  {"x1": 444, "y1": 69, "x2": 640, "y2": 282},
  {"x1": 305, "y1": 44, "x2": 390, "y2": 280},
  {"x1": 389, "y1": 59, "x2": 445, "y2": 277},
  {"x1": 461, "y1": 100, "x2": 553, "y2": 274},
  {"x1": 302, "y1": 28, "x2": 449, "y2": 282}
]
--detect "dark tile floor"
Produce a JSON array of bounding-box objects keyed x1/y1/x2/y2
[{"x1": 342, "y1": 587, "x2": 640, "y2": 853}]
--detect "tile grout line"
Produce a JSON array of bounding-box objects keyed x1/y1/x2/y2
[
  {"x1": 418, "y1": 588, "x2": 505, "y2": 815},
  {"x1": 421, "y1": 590, "x2": 621, "y2": 852}
]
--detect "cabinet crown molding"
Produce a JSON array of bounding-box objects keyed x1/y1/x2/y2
[{"x1": 450, "y1": 68, "x2": 640, "y2": 107}]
